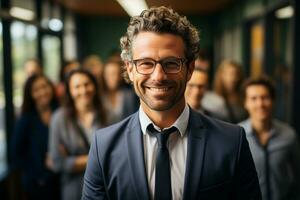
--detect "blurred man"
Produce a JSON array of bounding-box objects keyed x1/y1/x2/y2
[
  {"x1": 239, "y1": 76, "x2": 300, "y2": 200},
  {"x1": 185, "y1": 68, "x2": 211, "y2": 115},
  {"x1": 194, "y1": 49, "x2": 210, "y2": 71}
]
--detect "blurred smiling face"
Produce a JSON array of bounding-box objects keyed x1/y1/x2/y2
[
  {"x1": 126, "y1": 32, "x2": 194, "y2": 112},
  {"x1": 69, "y1": 73, "x2": 96, "y2": 108},
  {"x1": 244, "y1": 85, "x2": 273, "y2": 122},
  {"x1": 31, "y1": 77, "x2": 53, "y2": 109}
]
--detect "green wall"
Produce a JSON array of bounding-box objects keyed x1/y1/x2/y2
[
  {"x1": 76, "y1": 15, "x2": 214, "y2": 61},
  {"x1": 214, "y1": 0, "x2": 289, "y2": 33},
  {"x1": 188, "y1": 16, "x2": 214, "y2": 49},
  {"x1": 76, "y1": 0, "x2": 286, "y2": 61},
  {"x1": 77, "y1": 16, "x2": 130, "y2": 61}
]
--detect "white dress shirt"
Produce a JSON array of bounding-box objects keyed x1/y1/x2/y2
[{"x1": 139, "y1": 104, "x2": 189, "y2": 200}]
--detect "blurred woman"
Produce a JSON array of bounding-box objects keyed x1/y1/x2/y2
[
  {"x1": 213, "y1": 60, "x2": 247, "y2": 123},
  {"x1": 48, "y1": 69, "x2": 106, "y2": 200},
  {"x1": 11, "y1": 74, "x2": 59, "y2": 200},
  {"x1": 102, "y1": 59, "x2": 138, "y2": 124}
]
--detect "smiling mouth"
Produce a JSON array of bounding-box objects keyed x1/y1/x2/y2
[{"x1": 146, "y1": 86, "x2": 172, "y2": 92}]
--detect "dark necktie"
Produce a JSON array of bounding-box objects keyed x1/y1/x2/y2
[{"x1": 147, "y1": 124, "x2": 178, "y2": 200}]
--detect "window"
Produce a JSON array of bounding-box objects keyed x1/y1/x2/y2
[
  {"x1": 42, "y1": 35, "x2": 61, "y2": 83},
  {"x1": 64, "y1": 11, "x2": 77, "y2": 60},
  {"x1": 11, "y1": 21, "x2": 37, "y2": 112}
]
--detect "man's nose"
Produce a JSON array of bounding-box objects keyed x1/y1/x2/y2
[
  {"x1": 151, "y1": 63, "x2": 167, "y2": 81},
  {"x1": 256, "y1": 98, "x2": 264, "y2": 106}
]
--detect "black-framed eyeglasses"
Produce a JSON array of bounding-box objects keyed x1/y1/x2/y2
[{"x1": 131, "y1": 57, "x2": 187, "y2": 75}]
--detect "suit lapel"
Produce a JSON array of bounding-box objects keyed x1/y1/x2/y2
[
  {"x1": 183, "y1": 110, "x2": 207, "y2": 200},
  {"x1": 126, "y1": 113, "x2": 150, "y2": 200}
]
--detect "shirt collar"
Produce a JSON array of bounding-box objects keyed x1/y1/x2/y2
[
  {"x1": 248, "y1": 119, "x2": 277, "y2": 138},
  {"x1": 139, "y1": 104, "x2": 190, "y2": 137}
]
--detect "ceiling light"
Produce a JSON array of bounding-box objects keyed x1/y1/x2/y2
[
  {"x1": 116, "y1": 0, "x2": 148, "y2": 17},
  {"x1": 275, "y1": 6, "x2": 294, "y2": 19},
  {"x1": 10, "y1": 7, "x2": 35, "y2": 21},
  {"x1": 49, "y1": 19, "x2": 63, "y2": 31}
]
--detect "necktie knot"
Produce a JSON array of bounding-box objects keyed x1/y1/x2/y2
[{"x1": 147, "y1": 124, "x2": 177, "y2": 147}]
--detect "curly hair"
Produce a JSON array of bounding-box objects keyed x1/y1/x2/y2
[{"x1": 120, "y1": 6, "x2": 200, "y2": 83}]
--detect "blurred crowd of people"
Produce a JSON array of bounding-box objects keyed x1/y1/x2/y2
[
  {"x1": 11, "y1": 54, "x2": 139, "y2": 200},
  {"x1": 10, "y1": 50, "x2": 300, "y2": 200}
]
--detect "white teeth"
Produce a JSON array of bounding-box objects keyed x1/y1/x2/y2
[{"x1": 149, "y1": 87, "x2": 169, "y2": 92}]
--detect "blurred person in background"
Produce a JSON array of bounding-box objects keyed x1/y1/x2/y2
[
  {"x1": 24, "y1": 58, "x2": 43, "y2": 78},
  {"x1": 82, "y1": 54, "x2": 104, "y2": 91},
  {"x1": 48, "y1": 69, "x2": 106, "y2": 200},
  {"x1": 239, "y1": 76, "x2": 300, "y2": 200},
  {"x1": 56, "y1": 59, "x2": 80, "y2": 101},
  {"x1": 102, "y1": 59, "x2": 138, "y2": 125},
  {"x1": 185, "y1": 67, "x2": 212, "y2": 116},
  {"x1": 193, "y1": 53, "x2": 228, "y2": 121},
  {"x1": 11, "y1": 74, "x2": 60, "y2": 200},
  {"x1": 194, "y1": 49, "x2": 211, "y2": 71},
  {"x1": 211, "y1": 59, "x2": 247, "y2": 123}
]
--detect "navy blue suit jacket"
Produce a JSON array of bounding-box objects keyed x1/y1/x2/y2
[{"x1": 82, "y1": 109, "x2": 261, "y2": 200}]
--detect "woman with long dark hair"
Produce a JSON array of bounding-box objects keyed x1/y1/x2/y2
[
  {"x1": 11, "y1": 74, "x2": 60, "y2": 200},
  {"x1": 48, "y1": 69, "x2": 106, "y2": 200}
]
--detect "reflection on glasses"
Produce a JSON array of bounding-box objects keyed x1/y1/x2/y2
[{"x1": 131, "y1": 57, "x2": 187, "y2": 75}]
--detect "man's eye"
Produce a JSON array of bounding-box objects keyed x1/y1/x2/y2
[
  {"x1": 164, "y1": 61, "x2": 180, "y2": 68},
  {"x1": 139, "y1": 61, "x2": 154, "y2": 68},
  {"x1": 142, "y1": 61, "x2": 153, "y2": 65}
]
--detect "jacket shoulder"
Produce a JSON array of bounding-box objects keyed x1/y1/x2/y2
[
  {"x1": 273, "y1": 119, "x2": 298, "y2": 141},
  {"x1": 191, "y1": 110, "x2": 245, "y2": 150},
  {"x1": 195, "y1": 111, "x2": 244, "y2": 135},
  {"x1": 50, "y1": 107, "x2": 67, "y2": 127},
  {"x1": 94, "y1": 112, "x2": 138, "y2": 141}
]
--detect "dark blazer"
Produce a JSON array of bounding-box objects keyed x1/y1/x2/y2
[
  {"x1": 82, "y1": 109, "x2": 261, "y2": 200},
  {"x1": 11, "y1": 111, "x2": 60, "y2": 199}
]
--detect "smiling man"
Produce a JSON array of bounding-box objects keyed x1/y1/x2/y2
[
  {"x1": 239, "y1": 76, "x2": 300, "y2": 200},
  {"x1": 82, "y1": 6, "x2": 261, "y2": 200}
]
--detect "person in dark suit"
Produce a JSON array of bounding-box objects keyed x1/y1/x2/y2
[{"x1": 82, "y1": 6, "x2": 261, "y2": 200}]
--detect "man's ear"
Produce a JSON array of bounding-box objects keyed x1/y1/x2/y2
[
  {"x1": 187, "y1": 60, "x2": 195, "y2": 81},
  {"x1": 125, "y1": 61, "x2": 134, "y2": 82}
]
